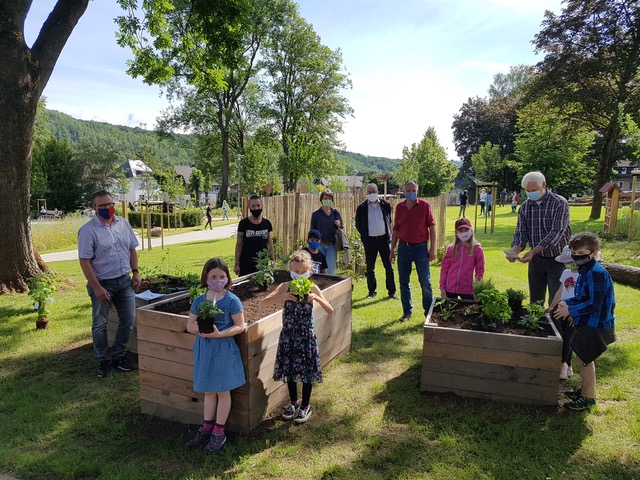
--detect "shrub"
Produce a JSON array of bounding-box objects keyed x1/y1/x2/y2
[
  {"x1": 127, "y1": 208, "x2": 203, "y2": 228},
  {"x1": 477, "y1": 288, "x2": 511, "y2": 324}
]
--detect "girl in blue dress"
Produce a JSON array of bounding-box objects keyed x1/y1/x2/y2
[
  {"x1": 261, "y1": 250, "x2": 334, "y2": 424},
  {"x1": 185, "y1": 258, "x2": 245, "y2": 453}
]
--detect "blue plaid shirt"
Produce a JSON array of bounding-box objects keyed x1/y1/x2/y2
[
  {"x1": 511, "y1": 191, "x2": 571, "y2": 258},
  {"x1": 565, "y1": 260, "x2": 615, "y2": 329}
]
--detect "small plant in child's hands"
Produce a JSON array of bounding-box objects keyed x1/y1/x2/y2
[
  {"x1": 289, "y1": 277, "x2": 314, "y2": 301},
  {"x1": 195, "y1": 300, "x2": 224, "y2": 319}
]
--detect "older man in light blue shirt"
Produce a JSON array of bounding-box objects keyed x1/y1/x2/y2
[{"x1": 78, "y1": 190, "x2": 141, "y2": 378}]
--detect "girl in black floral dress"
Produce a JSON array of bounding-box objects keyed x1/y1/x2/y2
[{"x1": 261, "y1": 250, "x2": 334, "y2": 423}]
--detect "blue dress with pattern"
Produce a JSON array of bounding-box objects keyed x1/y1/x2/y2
[
  {"x1": 190, "y1": 292, "x2": 246, "y2": 393},
  {"x1": 273, "y1": 294, "x2": 323, "y2": 384}
]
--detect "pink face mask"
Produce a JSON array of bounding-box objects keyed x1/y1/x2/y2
[
  {"x1": 207, "y1": 278, "x2": 227, "y2": 292},
  {"x1": 457, "y1": 230, "x2": 473, "y2": 242}
]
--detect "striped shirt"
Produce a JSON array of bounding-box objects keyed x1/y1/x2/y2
[
  {"x1": 511, "y1": 191, "x2": 570, "y2": 258},
  {"x1": 565, "y1": 260, "x2": 615, "y2": 329}
]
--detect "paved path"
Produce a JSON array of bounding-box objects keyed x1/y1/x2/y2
[{"x1": 41, "y1": 223, "x2": 238, "y2": 263}]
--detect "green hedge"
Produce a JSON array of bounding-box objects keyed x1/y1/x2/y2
[{"x1": 127, "y1": 208, "x2": 203, "y2": 228}]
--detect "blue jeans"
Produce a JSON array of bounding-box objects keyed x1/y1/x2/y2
[
  {"x1": 397, "y1": 242, "x2": 433, "y2": 317},
  {"x1": 87, "y1": 274, "x2": 136, "y2": 362},
  {"x1": 317, "y1": 243, "x2": 337, "y2": 275}
]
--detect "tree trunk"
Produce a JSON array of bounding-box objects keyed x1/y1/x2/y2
[
  {"x1": 590, "y1": 121, "x2": 619, "y2": 220},
  {"x1": 602, "y1": 262, "x2": 640, "y2": 289},
  {"x1": 0, "y1": 0, "x2": 90, "y2": 293}
]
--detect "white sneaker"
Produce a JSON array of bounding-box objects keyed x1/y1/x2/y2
[
  {"x1": 282, "y1": 402, "x2": 298, "y2": 420},
  {"x1": 566, "y1": 366, "x2": 573, "y2": 378},
  {"x1": 559, "y1": 363, "x2": 569, "y2": 380}
]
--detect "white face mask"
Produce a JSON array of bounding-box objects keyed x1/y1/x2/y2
[
  {"x1": 290, "y1": 271, "x2": 311, "y2": 279},
  {"x1": 367, "y1": 193, "x2": 379, "y2": 203},
  {"x1": 457, "y1": 231, "x2": 473, "y2": 242}
]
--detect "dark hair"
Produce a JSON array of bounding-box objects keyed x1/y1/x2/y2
[
  {"x1": 569, "y1": 232, "x2": 599, "y2": 252},
  {"x1": 320, "y1": 189, "x2": 334, "y2": 202},
  {"x1": 249, "y1": 195, "x2": 261, "y2": 202},
  {"x1": 200, "y1": 258, "x2": 232, "y2": 289},
  {"x1": 91, "y1": 190, "x2": 113, "y2": 207}
]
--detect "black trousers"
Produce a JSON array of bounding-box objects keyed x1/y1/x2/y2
[
  {"x1": 363, "y1": 235, "x2": 396, "y2": 295},
  {"x1": 528, "y1": 255, "x2": 565, "y2": 306}
]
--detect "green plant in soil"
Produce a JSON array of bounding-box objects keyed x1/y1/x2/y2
[
  {"x1": 253, "y1": 247, "x2": 275, "y2": 287},
  {"x1": 189, "y1": 286, "x2": 207, "y2": 303},
  {"x1": 518, "y1": 302, "x2": 547, "y2": 331},
  {"x1": 26, "y1": 270, "x2": 57, "y2": 329},
  {"x1": 435, "y1": 298, "x2": 457, "y2": 322},
  {"x1": 473, "y1": 277, "x2": 496, "y2": 297},
  {"x1": 195, "y1": 299, "x2": 224, "y2": 319},
  {"x1": 477, "y1": 288, "x2": 511, "y2": 324},
  {"x1": 289, "y1": 277, "x2": 314, "y2": 301},
  {"x1": 505, "y1": 287, "x2": 526, "y2": 305}
]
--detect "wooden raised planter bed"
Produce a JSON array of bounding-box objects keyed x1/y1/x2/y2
[
  {"x1": 421, "y1": 298, "x2": 563, "y2": 405},
  {"x1": 135, "y1": 274, "x2": 352, "y2": 434}
]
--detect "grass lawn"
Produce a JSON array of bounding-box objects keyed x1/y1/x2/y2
[{"x1": 1, "y1": 206, "x2": 639, "y2": 479}]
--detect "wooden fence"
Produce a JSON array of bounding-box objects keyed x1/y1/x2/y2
[{"x1": 246, "y1": 192, "x2": 447, "y2": 258}]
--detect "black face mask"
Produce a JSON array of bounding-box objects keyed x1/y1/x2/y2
[
  {"x1": 250, "y1": 208, "x2": 262, "y2": 219},
  {"x1": 571, "y1": 253, "x2": 592, "y2": 266}
]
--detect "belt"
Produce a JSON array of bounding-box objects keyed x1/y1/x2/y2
[
  {"x1": 369, "y1": 234, "x2": 387, "y2": 239},
  {"x1": 399, "y1": 240, "x2": 427, "y2": 247}
]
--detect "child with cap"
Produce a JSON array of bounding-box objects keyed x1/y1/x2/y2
[
  {"x1": 303, "y1": 229, "x2": 328, "y2": 274},
  {"x1": 439, "y1": 218, "x2": 485, "y2": 300},
  {"x1": 547, "y1": 245, "x2": 579, "y2": 380}
]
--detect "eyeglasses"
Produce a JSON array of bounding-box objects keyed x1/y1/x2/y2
[{"x1": 97, "y1": 202, "x2": 115, "y2": 209}]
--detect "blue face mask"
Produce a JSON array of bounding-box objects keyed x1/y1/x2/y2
[
  {"x1": 308, "y1": 241, "x2": 320, "y2": 250},
  {"x1": 405, "y1": 191, "x2": 417, "y2": 201},
  {"x1": 525, "y1": 190, "x2": 542, "y2": 201}
]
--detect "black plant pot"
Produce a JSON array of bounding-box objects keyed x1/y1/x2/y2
[{"x1": 196, "y1": 316, "x2": 215, "y2": 334}]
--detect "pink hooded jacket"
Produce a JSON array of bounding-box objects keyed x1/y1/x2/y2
[{"x1": 439, "y1": 242, "x2": 485, "y2": 295}]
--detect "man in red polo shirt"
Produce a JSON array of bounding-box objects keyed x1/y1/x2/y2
[{"x1": 389, "y1": 180, "x2": 436, "y2": 322}]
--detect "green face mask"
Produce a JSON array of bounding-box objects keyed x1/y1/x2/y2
[{"x1": 322, "y1": 199, "x2": 333, "y2": 207}]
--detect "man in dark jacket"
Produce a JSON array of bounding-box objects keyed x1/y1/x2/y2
[{"x1": 355, "y1": 183, "x2": 397, "y2": 299}]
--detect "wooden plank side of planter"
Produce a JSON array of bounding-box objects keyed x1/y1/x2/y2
[
  {"x1": 137, "y1": 324, "x2": 194, "y2": 352},
  {"x1": 138, "y1": 352, "x2": 192, "y2": 382},
  {"x1": 137, "y1": 339, "x2": 193, "y2": 366}
]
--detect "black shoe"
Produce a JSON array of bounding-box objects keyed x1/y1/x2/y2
[
  {"x1": 112, "y1": 356, "x2": 134, "y2": 372},
  {"x1": 186, "y1": 427, "x2": 212, "y2": 450},
  {"x1": 97, "y1": 360, "x2": 111, "y2": 378},
  {"x1": 388, "y1": 293, "x2": 398, "y2": 299},
  {"x1": 398, "y1": 313, "x2": 412, "y2": 323},
  {"x1": 366, "y1": 292, "x2": 377, "y2": 299}
]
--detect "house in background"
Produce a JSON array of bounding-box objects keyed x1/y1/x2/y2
[
  {"x1": 174, "y1": 165, "x2": 220, "y2": 205},
  {"x1": 613, "y1": 159, "x2": 640, "y2": 191},
  {"x1": 115, "y1": 159, "x2": 156, "y2": 204}
]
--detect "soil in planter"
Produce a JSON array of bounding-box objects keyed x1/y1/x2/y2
[
  {"x1": 154, "y1": 270, "x2": 342, "y2": 324},
  {"x1": 430, "y1": 299, "x2": 554, "y2": 338}
]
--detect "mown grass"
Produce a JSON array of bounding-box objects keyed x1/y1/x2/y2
[{"x1": 1, "y1": 206, "x2": 639, "y2": 479}]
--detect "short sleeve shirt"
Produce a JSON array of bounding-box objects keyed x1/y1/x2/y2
[
  {"x1": 238, "y1": 217, "x2": 272, "y2": 271},
  {"x1": 77, "y1": 215, "x2": 139, "y2": 280},
  {"x1": 392, "y1": 199, "x2": 436, "y2": 244}
]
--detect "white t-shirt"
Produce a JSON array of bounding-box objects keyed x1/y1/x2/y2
[{"x1": 559, "y1": 269, "x2": 579, "y2": 300}]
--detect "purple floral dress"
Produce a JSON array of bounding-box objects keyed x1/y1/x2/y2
[{"x1": 273, "y1": 297, "x2": 322, "y2": 384}]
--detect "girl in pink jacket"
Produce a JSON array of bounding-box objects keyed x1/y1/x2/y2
[{"x1": 439, "y1": 218, "x2": 485, "y2": 300}]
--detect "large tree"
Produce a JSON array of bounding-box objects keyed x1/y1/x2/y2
[
  {"x1": 530, "y1": 0, "x2": 640, "y2": 219},
  {"x1": 0, "y1": 0, "x2": 90, "y2": 293},
  {"x1": 262, "y1": 8, "x2": 352, "y2": 191}
]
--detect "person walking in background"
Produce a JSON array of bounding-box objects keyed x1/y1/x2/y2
[
  {"x1": 204, "y1": 203, "x2": 213, "y2": 230},
  {"x1": 355, "y1": 183, "x2": 397, "y2": 299},
  {"x1": 485, "y1": 191, "x2": 493, "y2": 217},
  {"x1": 222, "y1": 199, "x2": 230, "y2": 220},
  {"x1": 78, "y1": 190, "x2": 140, "y2": 378},
  {"x1": 310, "y1": 189, "x2": 343, "y2": 275},
  {"x1": 234, "y1": 195, "x2": 274, "y2": 277},
  {"x1": 185, "y1": 258, "x2": 246, "y2": 452},
  {"x1": 479, "y1": 189, "x2": 487, "y2": 215},
  {"x1": 458, "y1": 189, "x2": 469, "y2": 218},
  {"x1": 439, "y1": 218, "x2": 484, "y2": 300},
  {"x1": 261, "y1": 250, "x2": 334, "y2": 424},
  {"x1": 500, "y1": 188, "x2": 508, "y2": 207},
  {"x1": 511, "y1": 191, "x2": 520, "y2": 213},
  {"x1": 553, "y1": 232, "x2": 616, "y2": 411},
  {"x1": 389, "y1": 180, "x2": 436, "y2": 322},
  {"x1": 508, "y1": 171, "x2": 571, "y2": 305}
]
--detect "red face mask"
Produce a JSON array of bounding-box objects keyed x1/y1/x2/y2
[{"x1": 97, "y1": 206, "x2": 115, "y2": 220}]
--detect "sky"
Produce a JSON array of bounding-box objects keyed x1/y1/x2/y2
[{"x1": 24, "y1": 0, "x2": 565, "y2": 161}]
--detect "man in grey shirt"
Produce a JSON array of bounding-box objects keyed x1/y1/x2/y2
[{"x1": 78, "y1": 190, "x2": 141, "y2": 378}]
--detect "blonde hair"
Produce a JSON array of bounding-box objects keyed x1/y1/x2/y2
[
  {"x1": 452, "y1": 230, "x2": 477, "y2": 257},
  {"x1": 288, "y1": 249, "x2": 313, "y2": 271}
]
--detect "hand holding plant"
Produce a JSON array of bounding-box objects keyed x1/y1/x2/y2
[
  {"x1": 195, "y1": 300, "x2": 224, "y2": 334},
  {"x1": 289, "y1": 277, "x2": 314, "y2": 302}
]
